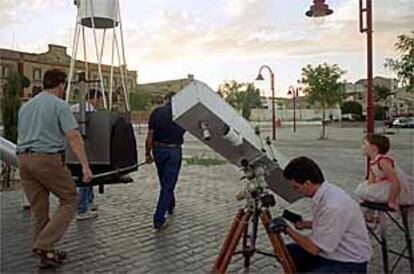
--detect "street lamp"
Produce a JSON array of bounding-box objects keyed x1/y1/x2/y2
[
  {"x1": 306, "y1": 0, "x2": 373, "y2": 134},
  {"x1": 305, "y1": 0, "x2": 333, "y2": 17},
  {"x1": 306, "y1": 0, "x2": 375, "y2": 174},
  {"x1": 287, "y1": 86, "x2": 299, "y2": 133},
  {"x1": 256, "y1": 65, "x2": 276, "y2": 140},
  {"x1": 359, "y1": 0, "x2": 374, "y2": 135}
]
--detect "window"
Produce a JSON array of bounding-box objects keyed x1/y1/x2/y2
[
  {"x1": 2, "y1": 65, "x2": 11, "y2": 78},
  {"x1": 33, "y1": 68, "x2": 42, "y2": 81},
  {"x1": 103, "y1": 76, "x2": 109, "y2": 87}
]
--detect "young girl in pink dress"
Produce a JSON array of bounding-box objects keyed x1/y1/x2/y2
[{"x1": 355, "y1": 134, "x2": 413, "y2": 215}]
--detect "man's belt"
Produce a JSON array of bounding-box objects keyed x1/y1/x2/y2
[
  {"x1": 16, "y1": 148, "x2": 65, "y2": 155},
  {"x1": 153, "y1": 141, "x2": 181, "y2": 148}
]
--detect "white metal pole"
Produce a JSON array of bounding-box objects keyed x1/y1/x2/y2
[
  {"x1": 117, "y1": 3, "x2": 130, "y2": 111},
  {"x1": 114, "y1": 32, "x2": 128, "y2": 112},
  {"x1": 66, "y1": 23, "x2": 81, "y2": 102},
  {"x1": 82, "y1": 26, "x2": 89, "y2": 81},
  {"x1": 89, "y1": 0, "x2": 107, "y2": 109},
  {"x1": 109, "y1": 28, "x2": 116, "y2": 110}
]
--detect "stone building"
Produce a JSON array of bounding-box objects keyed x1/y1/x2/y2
[
  {"x1": 136, "y1": 74, "x2": 194, "y2": 103},
  {"x1": 344, "y1": 76, "x2": 413, "y2": 116},
  {"x1": 0, "y1": 44, "x2": 138, "y2": 100},
  {"x1": 251, "y1": 96, "x2": 341, "y2": 122}
]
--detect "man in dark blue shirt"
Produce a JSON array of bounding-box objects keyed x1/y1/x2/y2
[{"x1": 145, "y1": 92, "x2": 186, "y2": 229}]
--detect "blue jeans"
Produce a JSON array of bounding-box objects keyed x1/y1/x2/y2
[
  {"x1": 153, "y1": 146, "x2": 182, "y2": 226},
  {"x1": 286, "y1": 244, "x2": 367, "y2": 273},
  {"x1": 78, "y1": 186, "x2": 95, "y2": 214}
]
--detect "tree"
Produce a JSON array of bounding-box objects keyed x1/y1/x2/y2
[
  {"x1": 374, "y1": 85, "x2": 392, "y2": 103},
  {"x1": 1, "y1": 71, "x2": 29, "y2": 188},
  {"x1": 218, "y1": 81, "x2": 262, "y2": 120},
  {"x1": 374, "y1": 106, "x2": 388, "y2": 120},
  {"x1": 341, "y1": 101, "x2": 363, "y2": 117},
  {"x1": 240, "y1": 83, "x2": 263, "y2": 119},
  {"x1": 385, "y1": 31, "x2": 414, "y2": 93},
  {"x1": 374, "y1": 85, "x2": 392, "y2": 119},
  {"x1": 0, "y1": 71, "x2": 28, "y2": 142},
  {"x1": 129, "y1": 91, "x2": 153, "y2": 111},
  {"x1": 301, "y1": 63, "x2": 346, "y2": 139}
]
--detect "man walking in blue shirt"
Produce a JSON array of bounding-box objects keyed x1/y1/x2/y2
[{"x1": 145, "y1": 92, "x2": 186, "y2": 229}]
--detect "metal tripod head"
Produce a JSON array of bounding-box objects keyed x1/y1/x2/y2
[
  {"x1": 236, "y1": 160, "x2": 276, "y2": 211},
  {"x1": 240, "y1": 126, "x2": 277, "y2": 211}
]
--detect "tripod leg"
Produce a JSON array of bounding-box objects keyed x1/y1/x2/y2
[
  {"x1": 242, "y1": 219, "x2": 250, "y2": 268},
  {"x1": 213, "y1": 210, "x2": 252, "y2": 274},
  {"x1": 260, "y1": 210, "x2": 296, "y2": 274},
  {"x1": 213, "y1": 209, "x2": 244, "y2": 272}
]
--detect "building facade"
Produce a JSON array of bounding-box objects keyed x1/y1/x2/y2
[
  {"x1": 344, "y1": 76, "x2": 413, "y2": 116},
  {"x1": 251, "y1": 96, "x2": 341, "y2": 122},
  {"x1": 136, "y1": 74, "x2": 194, "y2": 103},
  {"x1": 0, "y1": 44, "x2": 138, "y2": 100}
]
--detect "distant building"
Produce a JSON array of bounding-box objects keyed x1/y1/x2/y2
[
  {"x1": 252, "y1": 96, "x2": 341, "y2": 122},
  {"x1": 344, "y1": 76, "x2": 413, "y2": 116},
  {"x1": 136, "y1": 74, "x2": 194, "y2": 103},
  {"x1": 0, "y1": 44, "x2": 138, "y2": 100}
]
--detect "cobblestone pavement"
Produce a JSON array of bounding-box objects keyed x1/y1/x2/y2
[{"x1": 1, "y1": 125, "x2": 413, "y2": 273}]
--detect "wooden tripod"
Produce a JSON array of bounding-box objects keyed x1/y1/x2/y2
[{"x1": 212, "y1": 207, "x2": 296, "y2": 274}]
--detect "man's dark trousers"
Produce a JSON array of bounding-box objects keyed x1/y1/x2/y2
[
  {"x1": 286, "y1": 244, "x2": 368, "y2": 273},
  {"x1": 153, "y1": 146, "x2": 182, "y2": 226}
]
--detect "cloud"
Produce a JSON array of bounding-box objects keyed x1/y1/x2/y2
[
  {"x1": 3, "y1": 0, "x2": 410, "y2": 68},
  {"x1": 120, "y1": 0, "x2": 412, "y2": 65},
  {"x1": 224, "y1": 0, "x2": 275, "y2": 28},
  {"x1": 0, "y1": 0, "x2": 64, "y2": 27},
  {"x1": 12, "y1": 26, "x2": 74, "y2": 55}
]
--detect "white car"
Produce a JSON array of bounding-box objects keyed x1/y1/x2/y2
[{"x1": 392, "y1": 117, "x2": 409, "y2": 128}]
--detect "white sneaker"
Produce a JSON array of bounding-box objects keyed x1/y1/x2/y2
[
  {"x1": 76, "y1": 211, "x2": 98, "y2": 221},
  {"x1": 89, "y1": 202, "x2": 99, "y2": 211}
]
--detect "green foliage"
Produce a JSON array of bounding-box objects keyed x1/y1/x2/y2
[
  {"x1": 218, "y1": 80, "x2": 263, "y2": 120},
  {"x1": 374, "y1": 85, "x2": 392, "y2": 103},
  {"x1": 129, "y1": 91, "x2": 153, "y2": 111},
  {"x1": 183, "y1": 155, "x2": 226, "y2": 166},
  {"x1": 301, "y1": 63, "x2": 346, "y2": 139},
  {"x1": 0, "y1": 71, "x2": 27, "y2": 142},
  {"x1": 374, "y1": 106, "x2": 388, "y2": 120},
  {"x1": 385, "y1": 31, "x2": 414, "y2": 93},
  {"x1": 341, "y1": 101, "x2": 363, "y2": 116},
  {"x1": 21, "y1": 76, "x2": 31, "y2": 89}
]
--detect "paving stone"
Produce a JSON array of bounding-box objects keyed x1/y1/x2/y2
[{"x1": 1, "y1": 127, "x2": 412, "y2": 273}]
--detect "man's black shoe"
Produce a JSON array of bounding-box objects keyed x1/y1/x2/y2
[{"x1": 154, "y1": 221, "x2": 167, "y2": 230}]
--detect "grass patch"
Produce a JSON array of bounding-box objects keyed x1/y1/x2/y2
[{"x1": 183, "y1": 155, "x2": 227, "y2": 166}]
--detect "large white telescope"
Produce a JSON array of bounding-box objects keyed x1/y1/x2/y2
[{"x1": 172, "y1": 80, "x2": 301, "y2": 203}]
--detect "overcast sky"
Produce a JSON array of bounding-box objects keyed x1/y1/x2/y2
[{"x1": 0, "y1": 0, "x2": 412, "y2": 96}]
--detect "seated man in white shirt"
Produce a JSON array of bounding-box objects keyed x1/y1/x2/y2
[
  {"x1": 70, "y1": 90, "x2": 101, "y2": 220},
  {"x1": 275, "y1": 156, "x2": 372, "y2": 273}
]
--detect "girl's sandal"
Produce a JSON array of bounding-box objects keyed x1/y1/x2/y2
[{"x1": 33, "y1": 248, "x2": 66, "y2": 267}]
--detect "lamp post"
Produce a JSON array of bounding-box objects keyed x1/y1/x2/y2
[
  {"x1": 306, "y1": 0, "x2": 375, "y2": 175},
  {"x1": 256, "y1": 65, "x2": 276, "y2": 140},
  {"x1": 288, "y1": 86, "x2": 298, "y2": 132},
  {"x1": 359, "y1": 0, "x2": 374, "y2": 135},
  {"x1": 306, "y1": 0, "x2": 373, "y2": 133}
]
